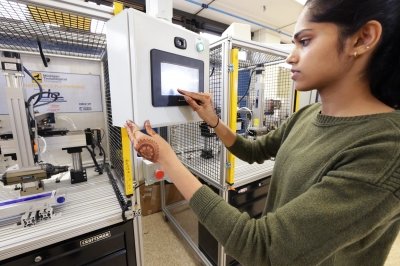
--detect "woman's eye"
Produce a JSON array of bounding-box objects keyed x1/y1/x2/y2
[{"x1": 299, "y1": 39, "x2": 310, "y2": 47}]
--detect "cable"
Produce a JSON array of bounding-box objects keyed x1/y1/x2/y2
[
  {"x1": 91, "y1": 129, "x2": 106, "y2": 172},
  {"x1": 237, "y1": 70, "x2": 255, "y2": 104},
  {"x1": 134, "y1": 182, "x2": 146, "y2": 190},
  {"x1": 37, "y1": 38, "x2": 48, "y2": 67},
  {"x1": 209, "y1": 66, "x2": 215, "y2": 77},
  {"x1": 238, "y1": 107, "x2": 253, "y2": 133},
  {"x1": 85, "y1": 146, "x2": 103, "y2": 174},
  {"x1": 27, "y1": 91, "x2": 58, "y2": 107},
  {"x1": 23, "y1": 66, "x2": 43, "y2": 106},
  {"x1": 105, "y1": 164, "x2": 131, "y2": 221},
  {"x1": 57, "y1": 115, "x2": 77, "y2": 130}
]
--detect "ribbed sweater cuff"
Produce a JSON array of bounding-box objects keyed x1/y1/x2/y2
[{"x1": 189, "y1": 185, "x2": 222, "y2": 222}]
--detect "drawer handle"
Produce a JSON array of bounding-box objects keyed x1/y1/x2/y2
[{"x1": 34, "y1": 256, "x2": 42, "y2": 263}]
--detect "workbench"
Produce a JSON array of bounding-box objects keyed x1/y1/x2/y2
[{"x1": 0, "y1": 167, "x2": 139, "y2": 266}]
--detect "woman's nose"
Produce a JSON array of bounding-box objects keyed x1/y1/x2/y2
[{"x1": 286, "y1": 51, "x2": 297, "y2": 65}]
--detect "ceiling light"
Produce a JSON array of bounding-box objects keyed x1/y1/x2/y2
[{"x1": 90, "y1": 19, "x2": 106, "y2": 34}]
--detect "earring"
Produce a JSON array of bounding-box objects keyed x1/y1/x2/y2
[{"x1": 353, "y1": 51, "x2": 358, "y2": 58}]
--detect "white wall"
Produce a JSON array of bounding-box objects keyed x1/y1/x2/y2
[{"x1": 0, "y1": 53, "x2": 107, "y2": 167}]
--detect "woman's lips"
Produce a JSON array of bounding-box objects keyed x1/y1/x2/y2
[{"x1": 291, "y1": 69, "x2": 300, "y2": 80}]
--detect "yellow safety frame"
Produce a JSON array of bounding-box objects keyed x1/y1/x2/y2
[
  {"x1": 113, "y1": 1, "x2": 124, "y2": 15},
  {"x1": 114, "y1": 2, "x2": 133, "y2": 196},
  {"x1": 226, "y1": 48, "x2": 239, "y2": 185},
  {"x1": 121, "y1": 127, "x2": 134, "y2": 196}
]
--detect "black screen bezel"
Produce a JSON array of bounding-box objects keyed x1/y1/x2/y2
[{"x1": 150, "y1": 49, "x2": 204, "y2": 107}]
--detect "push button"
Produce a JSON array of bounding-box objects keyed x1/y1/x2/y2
[{"x1": 155, "y1": 169, "x2": 164, "y2": 180}]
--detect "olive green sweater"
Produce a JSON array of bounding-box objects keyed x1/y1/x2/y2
[{"x1": 189, "y1": 103, "x2": 400, "y2": 266}]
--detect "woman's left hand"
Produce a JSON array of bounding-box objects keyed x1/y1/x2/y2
[{"x1": 124, "y1": 120, "x2": 175, "y2": 164}]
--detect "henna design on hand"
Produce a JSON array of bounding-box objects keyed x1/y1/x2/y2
[
  {"x1": 136, "y1": 138, "x2": 159, "y2": 162},
  {"x1": 144, "y1": 120, "x2": 157, "y2": 136}
]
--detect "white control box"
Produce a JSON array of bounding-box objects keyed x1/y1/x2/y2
[
  {"x1": 141, "y1": 159, "x2": 170, "y2": 185},
  {"x1": 106, "y1": 8, "x2": 209, "y2": 128}
]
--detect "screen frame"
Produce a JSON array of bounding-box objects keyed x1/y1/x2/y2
[{"x1": 150, "y1": 49, "x2": 204, "y2": 107}]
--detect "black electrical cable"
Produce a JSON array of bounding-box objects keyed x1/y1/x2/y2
[
  {"x1": 23, "y1": 66, "x2": 43, "y2": 106},
  {"x1": 105, "y1": 164, "x2": 131, "y2": 221},
  {"x1": 209, "y1": 66, "x2": 215, "y2": 77},
  {"x1": 237, "y1": 70, "x2": 255, "y2": 104},
  {"x1": 85, "y1": 146, "x2": 103, "y2": 174},
  {"x1": 37, "y1": 38, "x2": 48, "y2": 67},
  {"x1": 98, "y1": 144, "x2": 106, "y2": 172},
  {"x1": 91, "y1": 130, "x2": 106, "y2": 173},
  {"x1": 134, "y1": 182, "x2": 146, "y2": 190},
  {"x1": 34, "y1": 98, "x2": 58, "y2": 107},
  {"x1": 27, "y1": 91, "x2": 58, "y2": 107}
]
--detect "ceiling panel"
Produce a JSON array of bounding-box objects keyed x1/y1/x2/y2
[{"x1": 173, "y1": 0, "x2": 304, "y2": 42}]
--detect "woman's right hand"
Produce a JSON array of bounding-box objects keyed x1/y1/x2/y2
[{"x1": 177, "y1": 89, "x2": 219, "y2": 128}]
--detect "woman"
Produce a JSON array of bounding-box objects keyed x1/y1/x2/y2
[{"x1": 125, "y1": 0, "x2": 400, "y2": 265}]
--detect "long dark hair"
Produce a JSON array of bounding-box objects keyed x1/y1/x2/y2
[{"x1": 305, "y1": 0, "x2": 400, "y2": 109}]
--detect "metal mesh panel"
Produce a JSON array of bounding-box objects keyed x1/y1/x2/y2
[
  {"x1": 263, "y1": 64, "x2": 292, "y2": 129},
  {"x1": 170, "y1": 39, "x2": 293, "y2": 187},
  {"x1": 236, "y1": 45, "x2": 291, "y2": 136},
  {"x1": 170, "y1": 44, "x2": 223, "y2": 185},
  {"x1": 103, "y1": 55, "x2": 124, "y2": 179},
  {"x1": 235, "y1": 46, "x2": 284, "y2": 68},
  {"x1": 0, "y1": 0, "x2": 106, "y2": 59}
]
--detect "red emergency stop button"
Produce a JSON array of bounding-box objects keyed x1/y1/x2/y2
[{"x1": 155, "y1": 169, "x2": 164, "y2": 180}]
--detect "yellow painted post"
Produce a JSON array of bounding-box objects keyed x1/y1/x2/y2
[
  {"x1": 226, "y1": 48, "x2": 239, "y2": 185},
  {"x1": 114, "y1": 2, "x2": 131, "y2": 196},
  {"x1": 113, "y1": 1, "x2": 124, "y2": 15},
  {"x1": 121, "y1": 127, "x2": 134, "y2": 196}
]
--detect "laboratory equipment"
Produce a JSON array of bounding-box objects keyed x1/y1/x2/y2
[
  {"x1": 0, "y1": 1, "x2": 141, "y2": 264},
  {"x1": 0, "y1": 190, "x2": 66, "y2": 227},
  {"x1": 106, "y1": 8, "x2": 209, "y2": 128}
]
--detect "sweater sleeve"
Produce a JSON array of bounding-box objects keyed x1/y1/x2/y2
[
  {"x1": 227, "y1": 117, "x2": 292, "y2": 164},
  {"x1": 226, "y1": 103, "x2": 319, "y2": 164},
  {"x1": 189, "y1": 174, "x2": 400, "y2": 266}
]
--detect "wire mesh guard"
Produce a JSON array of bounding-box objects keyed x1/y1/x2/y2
[
  {"x1": 170, "y1": 41, "x2": 293, "y2": 186},
  {"x1": 169, "y1": 44, "x2": 224, "y2": 185},
  {"x1": 237, "y1": 46, "x2": 292, "y2": 136},
  {"x1": 0, "y1": 0, "x2": 107, "y2": 59},
  {"x1": 103, "y1": 56, "x2": 124, "y2": 181}
]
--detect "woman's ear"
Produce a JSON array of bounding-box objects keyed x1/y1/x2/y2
[{"x1": 350, "y1": 20, "x2": 382, "y2": 57}]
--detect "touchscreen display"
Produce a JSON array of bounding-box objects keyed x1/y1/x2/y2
[
  {"x1": 151, "y1": 49, "x2": 204, "y2": 107},
  {"x1": 161, "y1": 63, "x2": 199, "y2": 96}
]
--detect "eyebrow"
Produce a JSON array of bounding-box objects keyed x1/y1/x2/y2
[{"x1": 292, "y1": 29, "x2": 313, "y2": 43}]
